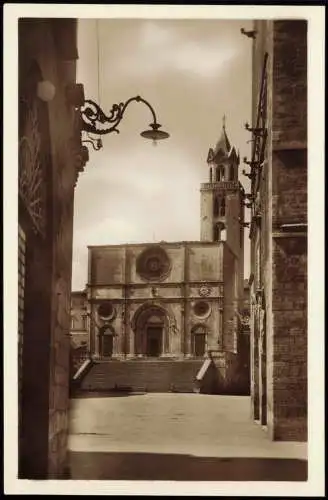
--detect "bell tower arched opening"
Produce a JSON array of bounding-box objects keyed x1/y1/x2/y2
[{"x1": 213, "y1": 222, "x2": 227, "y2": 242}]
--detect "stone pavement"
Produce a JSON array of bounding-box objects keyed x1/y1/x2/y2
[{"x1": 68, "y1": 393, "x2": 307, "y2": 481}]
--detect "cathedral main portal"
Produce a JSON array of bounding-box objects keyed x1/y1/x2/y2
[
  {"x1": 146, "y1": 326, "x2": 163, "y2": 357},
  {"x1": 133, "y1": 305, "x2": 168, "y2": 357}
]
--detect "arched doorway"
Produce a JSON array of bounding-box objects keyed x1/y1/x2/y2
[
  {"x1": 132, "y1": 304, "x2": 171, "y2": 357},
  {"x1": 191, "y1": 324, "x2": 207, "y2": 357},
  {"x1": 146, "y1": 314, "x2": 163, "y2": 357},
  {"x1": 99, "y1": 326, "x2": 115, "y2": 358}
]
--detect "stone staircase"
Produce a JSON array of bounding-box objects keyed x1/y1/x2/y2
[{"x1": 77, "y1": 358, "x2": 204, "y2": 393}]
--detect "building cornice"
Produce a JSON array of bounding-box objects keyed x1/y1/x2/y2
[{"x1": 86, "y1": 280, "x2": 224, "y2": 288}]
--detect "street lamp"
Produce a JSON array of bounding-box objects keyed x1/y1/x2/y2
[{"x1": 81, "y1": 95, "x2": 170, "y2": 150}]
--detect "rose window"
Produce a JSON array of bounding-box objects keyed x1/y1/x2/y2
[
  {"x1": 193, "y1": 301, "x2": 211, "y2": 318},
  {"x1": 98, "y1": 302, "x2": 115, "y2": 321},
  {"x1": 136, "y1": 246, "x2": 171, "y2": 281}
]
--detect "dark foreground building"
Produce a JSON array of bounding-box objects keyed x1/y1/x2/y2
[
  {"x1": 18, "y1": 18, "x2": 88, "y2": 478},
  {"x1": 247, "y1": 20, "x2": 307, "y2": 441}
]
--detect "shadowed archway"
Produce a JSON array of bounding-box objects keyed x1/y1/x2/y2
[
  {"x1": 131, "y1": 303, "x2": 175, "y2": 357},
  {"x1": 99, "y1": 325, "x2": 115, "y2": 358}
]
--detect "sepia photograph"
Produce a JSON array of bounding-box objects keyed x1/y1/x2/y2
[{"x1": 4, "y1": 3, "x2": 325, "y2": 496}]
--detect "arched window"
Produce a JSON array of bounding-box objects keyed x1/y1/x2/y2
[
  {"x1": 81, "y1": 314, "x2": 87, "y2": 330},
  {"x1": 219, "y1": 198, "x2": 226, "y2": 217},
  {"x1": 216, "y1": 165, "x2": 225, "y2": 182},
  {"x1": 213, "y1": 223, "x2": 226, "y2": 242},
  {"x1": 229, "y1": 165, "x2": 235, "y2": 181}
]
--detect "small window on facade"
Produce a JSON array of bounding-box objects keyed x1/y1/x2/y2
[
  {"x1": 220, "y1": 198, "x2": 225, "y2": 217},
  {"x1": 213, "y1": 197, "x2": 219, "y2": 217},
  {"x1": 82, "y1": 314, "x2": 87, "y2": 330},
  {"x1": 219, "y1": 165, "x2": 225, "y2": 181}
]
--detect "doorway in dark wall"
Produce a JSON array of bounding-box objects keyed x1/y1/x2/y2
[
  {"x1": 101, "y1": 334, "x2": 113, "y2": 357},
  {"x1": 146, "y1": 326, "x2": 162, "y2": 357},
  {"x1": 194, "y1": 333, "x2": 206, "y2": 357}
]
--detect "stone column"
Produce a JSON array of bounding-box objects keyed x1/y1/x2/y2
[
  {"x1": 250, "y1": 301, "x2": 260, "y2": 420},
  {"x1": 94, "y1": 324, "x2": 100, "y2": 359},
  {"x1": 259, "y1": 307, "x2": 267, "y2": 425},
  {"x1": 127, "y1": 321, "x2": 135, "y2": 359}
]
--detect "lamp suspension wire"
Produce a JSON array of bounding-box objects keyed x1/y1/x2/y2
[
  {"x1": 91, "y1": 18, "x2": 101, "y2": 146},
  {"x1": 86, "y1": 19, "x2": 102, "y2": 146},
  {"x1": 96, "y1": 19, "x2": 101, "y2": 106}
]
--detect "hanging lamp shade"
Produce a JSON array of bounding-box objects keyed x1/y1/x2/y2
[{"x1": 140, "y1": 123, "x2": 170, "y2": 141}]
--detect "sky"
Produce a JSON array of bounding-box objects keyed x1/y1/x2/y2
[{"x1": 73, "y1": 18, "x2": 253, "y2": 290}]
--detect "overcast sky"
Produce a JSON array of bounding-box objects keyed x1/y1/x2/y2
[{"x1": 73, "y1": 18, "x2": 253, "y2": 290}]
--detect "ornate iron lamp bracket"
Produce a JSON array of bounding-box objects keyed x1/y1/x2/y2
[{"x1": 81, "y1": 95, "x2": 159, "y2": 135}]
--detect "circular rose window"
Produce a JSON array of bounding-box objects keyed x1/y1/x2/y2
[
  {"x1": 98, "y1": 302, "x2": 115, "y2": 321},
  {"x1": 136, "y1": 246, "x2": 171, "y2": 281},
  {"x1": 147, "y1": 256, "x2": 161, "y2": 272},
  {"x1": 193, "y1": 301, "x2": 211, "y2": 318}
]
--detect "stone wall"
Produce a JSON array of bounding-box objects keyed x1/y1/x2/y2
[
  {"x1": 70, "y1": 291, "x2": 88, "y2": 347},
  {"x1": 270, "y1": 20, "x2": 307, "y2": 441},
  {"x1": 18, "y1": 19, "x2": 84, "y2": 478},
  {"x1": 223, "y1": 245, "x2": 238, "y2": 352},
  {"x1": 18, "y1": 226, "x2": 26, "y2": 444},
  {"x1": 250, "y1": 20, "x2": 307, "y2": 441}
]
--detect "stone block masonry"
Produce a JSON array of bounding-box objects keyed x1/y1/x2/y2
[
  {"x1": 250, "y1": 19, "x2": 307, "y2": 442},
  {"x1": 18, "y1": 19, "x2": 85, "y2": 478},
  {"x1": 270, "y1": 20, "x2": 307, "y2": 441}
]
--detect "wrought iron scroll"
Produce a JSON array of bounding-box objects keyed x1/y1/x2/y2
[
  {"x1": 81, "y1": 95, "x2": 158, "y2": 135},
  {"x1": 251, "y1": 53, "x2": 268, "y2": 194},
  {"x1": 243, "y1": 53, "x2": 268, "y2": 236}
]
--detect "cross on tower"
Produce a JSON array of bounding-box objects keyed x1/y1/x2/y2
[{"x1": 222, "y1": 114, "x2": 226, "y2": 129}]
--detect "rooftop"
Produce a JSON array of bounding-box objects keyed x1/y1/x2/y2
[{"x1": 87, "y1": 240, "x2": 226, "y2": 250}]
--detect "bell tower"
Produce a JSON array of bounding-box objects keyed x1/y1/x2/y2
[{"x1": 200, "y1": 117, "x2": 245, "y2": 289}]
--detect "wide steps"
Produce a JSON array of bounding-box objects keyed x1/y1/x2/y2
[{"x1": 79, "y1": 359, "x2": 204, "y2": 393}]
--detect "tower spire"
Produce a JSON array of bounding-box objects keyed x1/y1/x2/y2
[{"x1": 222, "y1": 114, "x2": 226, "y2": 130}]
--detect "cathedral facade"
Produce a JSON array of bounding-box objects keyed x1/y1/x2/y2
[
  {"x1": 88, "y1": 241, "x2": 233, "y2": 360},
  {"x1": 72, "y1": 123, "x2": 250, "y2": 394},
  {"x1": 83, "y1": 123, "x2": 246, "y2": 362}
]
